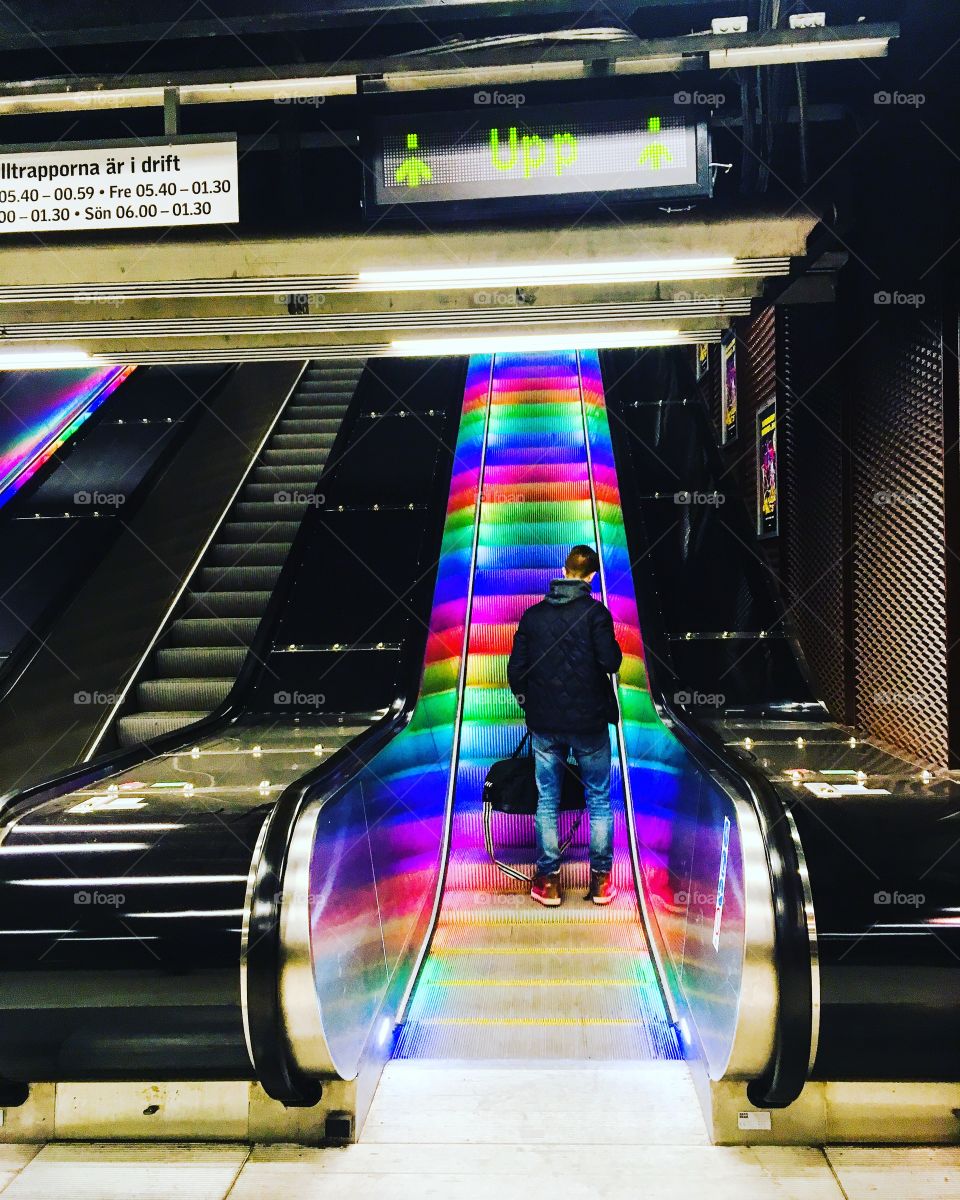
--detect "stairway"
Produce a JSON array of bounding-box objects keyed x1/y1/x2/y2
[
  {"x1": 395, "y1": 351, "x2": 680, "y2": 1062},
  {"x1": 115, "y1": 360, "x2": 365, "y2": 748}
]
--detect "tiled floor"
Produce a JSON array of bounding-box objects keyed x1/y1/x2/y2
[{"x1": 1, "y1": 1067, "x2": 959, "y2": 1198}]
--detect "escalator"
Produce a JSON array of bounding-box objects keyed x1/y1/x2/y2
[
  {"x1": 112, "y1": 360, "x2": 365, "y2": 748},
  {"x1": 396, "y1": 352, "x2": 677, "y2": 1062},
  {"x1": 0, "y1": 347, "x2": 956, "y2": 1136}
]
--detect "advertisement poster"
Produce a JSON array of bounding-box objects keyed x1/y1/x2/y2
[
  {"x1": 756, "y1": 397, "x2": 779, "y2": 539},
  {"x1": 695, "y1": 342, "x2": 709, "y2": 381},
  {"x1": 721, "y1": 330, "x2": 738, "y2": 444}
]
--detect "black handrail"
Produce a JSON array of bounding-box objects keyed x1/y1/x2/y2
[
  {"x1": 244, "y1": 362, "x2": 466, "y2": 1105},
  {"x1": 601, "y1": 348, "x2": 813, "y2": 1108}
]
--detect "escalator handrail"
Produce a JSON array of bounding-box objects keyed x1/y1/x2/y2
[
  {"x1": 602, "y1": 352, "x2": 813, "y2": 1108},
  {"x1": 243, "y1": 362, "x2": 468, "y2": 1104},
  {"x1": 0, "y1": 363, "x2": 367, "y2": 820}
]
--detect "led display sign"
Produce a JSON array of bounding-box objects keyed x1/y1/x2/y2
[{"x1": 365, "y1": 100, "x2": 711, "y2": 218}]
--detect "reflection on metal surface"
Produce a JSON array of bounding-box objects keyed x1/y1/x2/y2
[
  {"x1": 278, "y1": 359, "x2": 488, "y2": 1080},
  {"x1": 782, "y1": 803, "x2": 820, "y2": 1074},
  {"x1": 581, "y1": 350, "x2": 777, "y2": 1081}
]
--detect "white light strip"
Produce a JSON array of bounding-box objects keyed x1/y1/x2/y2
[
  {"x1": 0, "y1": 75, "x2": 357, "y2": 116},
  {"x1": 392, "y1": 330, "x2": 683, "y2": 356},
  {"x1": 709, "y1": 37, "x2": 890, "y2": 68},
  {"x1": 0, "y1": 347, "x2": 94, "y2": 369},
  {"x1": 359, "y1": 257, "x2": 737, "y2": 291}
]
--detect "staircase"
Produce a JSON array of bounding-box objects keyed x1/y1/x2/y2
[{"x1": 115, "y1": 360, "x2": 365, "y2": 748}]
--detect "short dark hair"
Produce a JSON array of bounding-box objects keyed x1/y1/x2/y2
[{"x1": 565, "y1": 544, "x2": 600, "y2": 578}]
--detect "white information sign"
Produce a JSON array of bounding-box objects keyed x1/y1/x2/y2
[{"x1": 0, "y1": 136, "x2": 238, "y2": 234}]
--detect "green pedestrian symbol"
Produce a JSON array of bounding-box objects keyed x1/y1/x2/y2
[
  {"x1": 637, "y1": 116, "x2": 673, "y2": 171},
  {"x1": 395, "y1": 132, "x2": 433, "y2": 188}
]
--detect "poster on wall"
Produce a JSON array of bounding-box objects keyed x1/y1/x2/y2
[
  {"x1": 756, "y1": 397, "x2": 779, "y2": 539},
  {"x1": 720, "y1": 330, "x2": 738, "y2": 445},
  {"x1": 695, "y1": 342, "x2": 709, "y2": 381}
]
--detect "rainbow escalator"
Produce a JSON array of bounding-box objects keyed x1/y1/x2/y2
[{"x1": 395, "y1": 351, "x2": 680, "y2": 1061}]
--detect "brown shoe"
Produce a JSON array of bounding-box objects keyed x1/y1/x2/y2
[
  {"x1": 530, "y1": 873, "x2": 562, "y2": 907},
  {"x1": 587, "y1": 870, "x2": 617, "y2": 906}
]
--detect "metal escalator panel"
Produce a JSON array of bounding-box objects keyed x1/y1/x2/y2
[
  {"x1": 395, "y1": 351, "x2": 679, "y2": 1062},
  {"x1": 115, "y1": 360, "x2": 365, "y2": 748}
]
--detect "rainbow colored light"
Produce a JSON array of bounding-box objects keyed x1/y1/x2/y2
[{"x1": 0, "y1": 365, "x2": 134, "y2": 510}]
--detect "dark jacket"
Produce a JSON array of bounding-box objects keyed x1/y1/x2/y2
[{"x1": 507, "y1": 578, "x2": 623, "y2": 735}]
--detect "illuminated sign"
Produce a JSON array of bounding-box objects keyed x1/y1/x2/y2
[{"x1": 366, "y1": 101, "x2": 710, "y2": 218}]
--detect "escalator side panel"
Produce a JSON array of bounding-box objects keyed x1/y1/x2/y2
[
  {"x1": 277, "y1": 357, "x2": 489, "y2": 1081},
  {"x1": 583, "y1": 350, "x2": 778, "y2": 1081}
]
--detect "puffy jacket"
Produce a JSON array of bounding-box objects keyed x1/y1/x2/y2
[{"x1": 507, "y1": 578, "x2": 623, "y2": 734}]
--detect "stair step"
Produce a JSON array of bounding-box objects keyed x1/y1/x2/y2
[
  {"x1": 270, "y1": 431, "x2": 339, "y2": 449},
  {"x1": 251, "y1": 464, "x2": 324, "y2": 483},
  {"x1": 261, "y1": 446, "x2": 332, "y2": 466},
  {"x1": 205, "y1": 541, "x2": 290, "y2": 566},
  {"x1": 155, "y1": 645, "x2": 248, "y2": 677},
  {"x1": 218, "y1": 521, "x2": 300, "y2": 541},
  {"x1": 137, "y1": 677, "x2": 233, "y2": 711},
  {"x1": 196, "y1": 564, "x2": 283, "y2": 591},
  {"x1": 231, "y1": 499, "x2": 312, "y2": 522},
  {"x1": 277, "y1": 418, "x2": 344, "y2": 436},
  {"x1": 166, "y1": 617, "x2": 261, "y2": 646},
  {"x1": 242, "y1": 481, "x2": 322, "y2": 503},
  {"x1": 116, "y1": 711, "x2": 207, "y2": 748},
  {"x1": 184, "y1": 589, "x2": 273, "y2": 617}
]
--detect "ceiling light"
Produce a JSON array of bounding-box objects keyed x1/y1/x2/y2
[
  {"x1": 0, "y1": 347, "x2": 94, "y2": 369},
  {"x1": 358, "y1": 257, "x2": 737, "y2": 291},
  {"x1": 709, "y1": 38, "x2": 889, "y2": 68},
  {"x1": 391, "y1": 330, "x2": 683, "y2": 356}
]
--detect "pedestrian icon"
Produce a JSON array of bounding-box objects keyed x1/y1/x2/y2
[
  {"x1": 637, "y1": 116, "x2": 673, "y2": 171},
  {"x1": 395, "y1": 132, "x2": 433, "y2": 188}
]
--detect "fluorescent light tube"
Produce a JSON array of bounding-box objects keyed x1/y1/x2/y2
[
  {"x1": 710, "y1": 37, "x2": 889, "y2": 67},
  {"x1": 358, "y1": 257, "x2": 737, "y2": 291},
  {"x1": 391, "y1": 330, "x2": 683, "y2": 356},
  {"x1": 0, "y1": 348, "x2": 94, "y2": 369}
]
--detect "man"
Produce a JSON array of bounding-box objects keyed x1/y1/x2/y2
[{"x1": 507, "y1": 544, "x2": 623, "y2": 908}]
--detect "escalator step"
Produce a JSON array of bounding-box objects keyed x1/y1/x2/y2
[
  {"x1": 271, "y1": 431, "x2": 342, "y2": 447},
  {"x1": 137, "y1": 676, "x2": 232, "y2": 711},
  {"x1": 251, "y1": 465, "x2": 324, "y2": 483},
  {"x1": 184, "y1": 589, "x2": 273, "y2": 617},
  {"x1": 261, "y1": 446, "x2": 333, "y2": 465},
  {"x1": 205, "y1": 541, "x2": 289, "y2": 566},
  {"x1": 196, "y1": 564, "x2": 283, "y2": 591},
  {"x1": 218, "y1": 521, "x2": 300, "y2": 541},
  {"x1": 116, "y1": 711, "x2": 208, "y2": 748},
  {"x1": 242, "y1": 482, "x2": 321, "y2": 503},
  {"x1": 277, "y1": 418, "x2": 346, "y2": 435},
  {"x1": 232, "y1": 500, "x2": 314, "y2": 522},
  {"x1": 167, "y1": 617, "x2": 261, "y2": 645},
  {"x1": 155, "y1": 645, "x2": 248, "y2": 677}
]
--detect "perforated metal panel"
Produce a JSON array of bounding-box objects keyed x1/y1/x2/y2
[
  {"x1": 849, "y1": 314, "x2": 947, "y2": 765},
  {"x1": 778, "y1": 306, "x2": 850, "y2": 721}
]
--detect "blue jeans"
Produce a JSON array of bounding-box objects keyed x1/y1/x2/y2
[{"x1": 532, "y1": 730, "x2": 613, "y2": 875}]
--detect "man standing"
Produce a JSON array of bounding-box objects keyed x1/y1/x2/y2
[{"x1": 507, "y1": 545, "x2": 623, "y2": 908}]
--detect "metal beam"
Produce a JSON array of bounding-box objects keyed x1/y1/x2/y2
[
  {"x1": 0, "y1": 24, "x2": 898, "y2": 115},
  {"x1": 0, "y1": 213, "x2": 818, "y2": 360}
]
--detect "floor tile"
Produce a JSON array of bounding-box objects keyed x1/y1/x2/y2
[
  {"x1": 0, "y1": 1146, "x2": 41, "y2": 1196},
  {"x1": 230, "y1": 1143, "x2": 844, "y2": 1200},
  {"x1": 1, "y1": 1143, "x2": 248, "y2": 1200},
  {"x1": 826, "y1": 1146, "x2": 960, "y2": 1199}
]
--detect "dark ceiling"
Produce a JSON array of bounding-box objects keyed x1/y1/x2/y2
[{"x1": 0, "y1": 1, "x2": 908, "y2": 81}]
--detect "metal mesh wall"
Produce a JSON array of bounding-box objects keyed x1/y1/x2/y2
[
  {"x1": 848, "y1": 313, "x2": 948, "y2": 766},
  {"x1": 721, "y1": 307, "x2": 780, "y2": 582},
  {"x1": 778, "y1": 306, "x2": 850, "y2": 722}
]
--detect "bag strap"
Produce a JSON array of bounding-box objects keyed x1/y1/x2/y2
[{"x1": 510, "y1": 730, "x2": 531, "y2": 759}]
